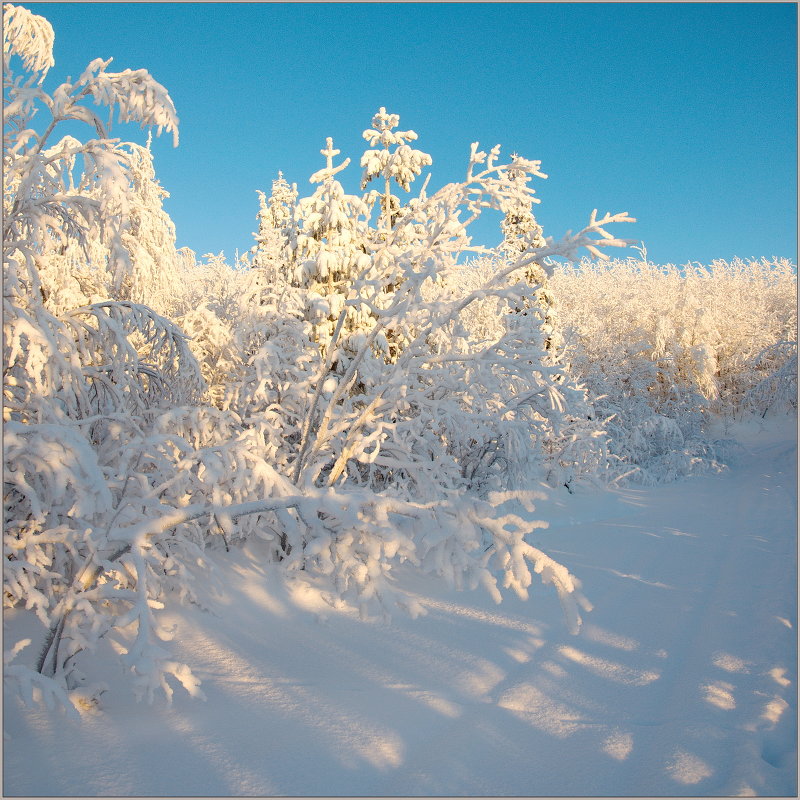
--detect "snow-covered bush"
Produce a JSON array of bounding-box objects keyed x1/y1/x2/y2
[
  {"x1": 282, "y1": 136, "x2": 632, "y2": 496},
  {"x1": 3, "y1": 2, "x2": 210, "y2": 709},
  {"x1": 428, "y1": 254, "x2": 608, "y2": 491}
]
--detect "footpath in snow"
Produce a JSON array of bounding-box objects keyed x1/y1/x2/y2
[{"x1": 3, "y1": 416, "x2": 797, "y2": 796}]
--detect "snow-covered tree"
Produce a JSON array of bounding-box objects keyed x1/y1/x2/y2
[
  {"x1": 291, "y1": 138, "x2": 634, "y2": 494},
  {"x1": 250, "y1": 171, "x2": 297, "y2": 286},
  {"x1": 501, "y1": 153, "x2": 547, "y2": 257},
  {"x1": 497, "y1": 154, "x2": 562, "y2": 351},
  {"x1": 292, "y1": 138, "x2": 371, "y2": 341},
  {"x1": 360, "y1": 106, "x2": 432, "y2": 233}
]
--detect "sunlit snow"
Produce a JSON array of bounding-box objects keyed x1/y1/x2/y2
[{"x1": 5, "y1": 416, "x2": 796, "y2": 797}]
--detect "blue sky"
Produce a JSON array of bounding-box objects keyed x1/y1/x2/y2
[{"x1": 24, "y1": 2, "x2": 798, "y2": 266}]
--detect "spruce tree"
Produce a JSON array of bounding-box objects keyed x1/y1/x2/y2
[
  {"x1": 251, "y1": 171, "x2": 298, "y2": 287},
  {"x1": 292, "y1": 138, "x2": 371, "y2": 348},
  {"x1": 501, "y1": 154, "x2": 561, "y2": 352},
  {"x1": 360, "y1": 107, "x2": 432, "y2": 235}
]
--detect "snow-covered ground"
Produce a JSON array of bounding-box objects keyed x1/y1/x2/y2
[{"x1": 4, "y1": 415, "x2": 796, "y2": 797}]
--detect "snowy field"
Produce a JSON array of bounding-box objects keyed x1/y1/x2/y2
[{"x1": 4, "y1": 414, "x2": 796, "y2": 798}]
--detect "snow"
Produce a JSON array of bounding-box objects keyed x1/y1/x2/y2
[{"x1": 4, "y1": 415, "x2": 796, "y2": 797}]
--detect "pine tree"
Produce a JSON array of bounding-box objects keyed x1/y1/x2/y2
[
  {"x1": 251, "y1": 171, "x2": 297, "y2": 286},
  {"x1": 356, "y1": 108, "x2": 434, "y2": 360},
  {"x1": 118, "y1": 135, "x2": 187, "y2": 315},
  {"x1": 501, "y1": 154, "x2": 561, "y2": 352},
  {"x1": 360, "y1": 107, "x2": 432, "y2": 235},
  {"x1": 501, "y1": 153, "x2": 547, "y2": 259},
  {"x1": 292, "y1": 138, "x2": 371, "y2": 348}
]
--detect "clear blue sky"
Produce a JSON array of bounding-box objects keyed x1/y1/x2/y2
[{"x1": 24, "y1": 2, "x2": 798, "y2": 266}]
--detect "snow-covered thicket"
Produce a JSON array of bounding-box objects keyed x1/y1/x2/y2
[
  {"x1": 3, "y1": 4, "x2": 637, "y2": 715},
  {"x1": 550, "y1": 254, "x2": 797, "y2": 483},
  {"x1": 6, "y1": 3, "x2": 794, "y2": 720},
  {"x1": 435, "y1": 241, "x2": 796, "y2": 486}
]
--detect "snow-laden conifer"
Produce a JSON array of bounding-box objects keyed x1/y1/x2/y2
[
  {"x1": 360, "y1": 106, "x2": 432, "y2": 232},
  {"x1": 251, "y1": 171, "x2": 298, "y2": 286},
  {"x1": 290, "y1": 138, "x2": 372, "y2": 349}
]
